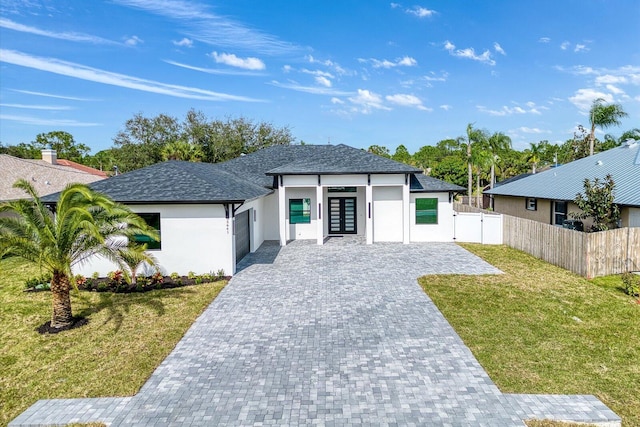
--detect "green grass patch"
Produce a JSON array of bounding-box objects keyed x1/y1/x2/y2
[
  {"x1": 0, "y1": 257, "x2": 226, "y2": 427},
  {"x1": 419, "y1": 244, "x2": 639, "y2": 427}
]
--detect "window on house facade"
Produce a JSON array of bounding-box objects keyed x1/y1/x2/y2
[
  {"x1": 133, "y1": 213, "x2": 161, "y2": 250},
  {"x1": 526, "y1": 198, "x2": 537, "y2": 211},
  {"x1": 328, "y1": 186, "x2": 357, "y2": 193},
  {"x1": 415, "y1": 198, "x2": 438, "y2": 224},
  {"x1": 289, "y1": 198, "x2": 311, "y2": 224},
  {"x1": 553, "y1": 201, "x2": 568, "y2": 225}
]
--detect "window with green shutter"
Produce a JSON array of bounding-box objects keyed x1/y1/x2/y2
[
  {"x1": 289, "y1": 198, "x2": 311, "y2": 224},
  {"x1": 415, "y1": 198, "x2": 438, "y2": 224}
]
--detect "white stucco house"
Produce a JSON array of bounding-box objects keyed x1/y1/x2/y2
[{"x1": 43, "y1": 144, "x2": 465, "y2": 276}]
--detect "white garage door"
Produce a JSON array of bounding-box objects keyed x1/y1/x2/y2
[{"x1": 373, "y1": 187, "x2": 403, "y2": 242}]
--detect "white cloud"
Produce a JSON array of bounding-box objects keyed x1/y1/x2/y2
[
  {"x1": 270, "y1": 80, "x2": 352, "y2": 96},
  {"x1": 282, "y1": 65, "x2": 292, "y2": 73},
  {"x1": 11, "y1": 89, "x2": 95, "y2": 101},
  {"x1": 0, "y1": 114, "x2": 101, "y2": 127},
  {"x1": 477, "y1": 103, "x2": 543, "y2": 116},
  {"x1": 0, "y1": 17, "x2": 118, "y2": 45},
  {"x1": 444, "y1": 41, "x2": 495, "y2": 65},
  {"x1": 365, "y1": 56, "x2": 418, "y2": 69},
  {"x1": 493, "y1": 42, "x2": 506, "y2": 55},
  {"x1": 301, "y1": 69, "x2": 334, "y2": 78},
  {"x1": 595, "y1": 74, "x2": 628, "y2": 85},
  {"x1": 331, "y1": 97, "x2": 344, "y2": 104},
  {"x1": 538, "y1": 37, "x2": 551, "y2": 43},
  {"x1": 439, "y1": 104, "x2": 452, "y2": 111},
  {"x1": 517, "y1": 127, "x2": 550, "y2": 134},
  {"x1": 423, "y1": 71, "x2": 448, "y2": 82},
  {"x1": 172, "y1": 37, "x2": 193, "y2": 47},
  {"x1": 407, "y1": 6, "x2": 436, "y2": 17},
  {"x1": 0, "y1": 49, "x2": 262, "y2": 102},
  {"x1": 574, "y1": 43, "x2": 589, "y2": 52},
  {"x1": 568, "y1": 88, "x2": 613, "y2": 111},
  {"x1": 385, "y1": 94, "x2": 430, "y2": 110},
  {"x1": 113, "y1": 0, "x2": 301, "y2": 55},
  {"x1": 210, "y1": 52, "x2": 265, "y2": 70},
  {"x1": 348, "y1": 89, "x2": 390, "y2": 114},
  {"x1": 315, "y1": 76, "x2": 332, "y2": 88},
  {"x1": 125, "y1": 35, "x2": 143, "y2": 46},
  {"x1": 605, "y1": 84, "x2": 625, "y2": 95},
  {"x1": 164, "y1": 60, "x2": 264, "y2": 75},
  {"x1": 306, "y1": 55, "x2": 349, "y2": 76},
  {"x1": 0, "y1": 103, "x2": 72, "y2": 110},
  {"x1": 390, "y1": 3, "x2": 401, "y2": 9},
  {"x1": 560, "y1": 41, "x2": 570, "y2": 50}
]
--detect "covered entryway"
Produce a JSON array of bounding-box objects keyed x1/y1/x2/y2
[
  {"x1": 329, "y1": 197, "x2": 357, "y2": 234},
  {"x1": 235, "y1": 210, "x2": 250, "y2": 263}
]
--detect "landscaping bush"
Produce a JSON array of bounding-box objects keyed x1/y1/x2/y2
[
  {"x1": 621, "y1": 272, "x2": 640, "y2": 297},
  {"x1": 24, "y1": 274, "x2": 52, "y2": 291}
]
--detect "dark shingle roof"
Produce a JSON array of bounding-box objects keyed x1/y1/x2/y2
[
  {"x1": 42, "y1": 161, "x2": 271, "y2": 204},
  {"x1": 262, "y1": 144, "x2": 420, "y2": 175},
  {"x1": 410, "y1": 174, "x2": 466, "y2": 193},
  {"x1": 485, "y1": 142, "x2": 640, "y2": 206}
]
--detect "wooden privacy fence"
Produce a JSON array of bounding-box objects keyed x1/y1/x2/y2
[{"x1": 454, "y1": 203, "x2": 640, "y2": 278}]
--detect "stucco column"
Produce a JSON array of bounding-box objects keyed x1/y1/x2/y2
[
  {"x1": 278, "y1": 183, "x2": 287, "y2": 246},
  {"x1": 316, "y1": 183, "x2": 323, "y2": 245},
  {"x1": 365, "y1": 184, "x2": 373, "y2": 244},
  {"x1": 403, "y1": 178, "x2": 410, "y2": 244}
]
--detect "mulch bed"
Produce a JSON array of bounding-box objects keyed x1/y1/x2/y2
[
  {"x1": 36, "y1": 316, "x2": 89, "y2": 335},
  {"x1": 77, "y1": 275, "x2": 229, "y2": 293}
]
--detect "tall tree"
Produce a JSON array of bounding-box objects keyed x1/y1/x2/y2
[
  {"x1": 462, "y1": 124, "x2": 488, "y2": 205},
  {"x1": 392, "y1": 144, "x2": 412, "y2": 165},
  {"x1": 587, "y1": 98, "x2": 628, "y2": 156},
  {"x1": 572, "y1": 174, "x2": 620, "y2": 232},
  {"x1": 486, "y1": 132, "x2": 512, "y2": 189},
  {"x1": 33, "y1": 131, "x2": 90, "y2": 163},
  {"x1": 367, "y1": 145, "x2": 391, "y2": 158},
  {"x1": 0, "y1": 180, "x2": 158, "y2": 329},
  {"x1": 524, "y1": 142, "x2": 542, "y2": 174}
]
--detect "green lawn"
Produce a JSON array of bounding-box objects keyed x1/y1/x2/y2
[
  {"x1": 0, "y1": 257, "x2": 226, "y2": 427},
  {"x1": 419, "y1": 244, "x2": 639, "y2": 427}
]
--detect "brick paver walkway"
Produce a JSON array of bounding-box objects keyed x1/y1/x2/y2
[{"x1": 10, "y1": 240, "x2": 620, "y2": 426}]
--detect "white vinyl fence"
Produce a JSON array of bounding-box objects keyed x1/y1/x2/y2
[{"x1": 453, "y1": 211, "x2": 503, "y2": 244}]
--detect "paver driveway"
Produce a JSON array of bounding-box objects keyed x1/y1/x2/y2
[{"x1": 11, "y1": 240, "x2": 619, "y2": 426}]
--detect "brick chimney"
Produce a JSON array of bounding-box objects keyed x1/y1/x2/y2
[{"x1": 41, "y1": 149, "x2": 57, "y2": 165}]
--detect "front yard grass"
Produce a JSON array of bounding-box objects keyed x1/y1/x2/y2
[
  {"x1": 0, "y1": 257, "x2": 226, "y2": 427},
  {"x1": 419, "y1": 244, "x2": 639, "y2": 427}
]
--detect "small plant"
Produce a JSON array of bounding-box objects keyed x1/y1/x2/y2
[
  {"x1": 621, "y1": 272, "x2": 640, "y2": 297},
  {"x1": 170, "y1": 272, "x2": 180, "y2": 281},
  {"x1": 194, "y1": 276, "x2": 202, "y2": 285},
  {"x1": 91, "y1": 271, "x2": 100, "y2": 280},
  {"x1": 74, "y1": 275, "x2": 87, "y2": 287},
  {"x1": 84, "y1": 277, "x2": 95, "y2": 290},
  {"x1": 24, "y1": 274, "x2": 52, "y2": 290},
  {"x1": 151, "y1": 272, "x2": 164, "y2": 285},
  {"x1": 187, "y1": 271, "x2": 196, "y2": 280},
  {"x1": 107, "y1": 270, "x2": 124, "y2": 285},
  {"x1": 137, "y1": 275, "x2": 149, "y2": 287},
  {"x1": 216, "y1": 269, "x2": 225, "y2": 280},
  {"x1": 97, "y1": 283, "x2": 108, "y2": 292}
]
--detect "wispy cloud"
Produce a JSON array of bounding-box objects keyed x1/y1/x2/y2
[
  {"x1": 113, "y1": 0, "x2": 301, "y2": 55},
  {"x1": 172, "y1": 37, "x2": 193, "y2": 47},
  {"x1": 477, "y1": 102, "x2": 543, "y2": 116},
  {"x1": 574, "y1": 43, "x2": 589, "y2": 52},
  {"x1": 560, "y1": 41, "x2": 571, "y2": 50},
  {"x1": 0, "y1": 114, "x2": 101, "y2": 127},
  {"x1": 10, "y1": 89, "x2": 96, "y2": 101},
  {"x1": 391, "y1": 3, "x2": 436, "y2": 18},
  {"x1": 439, "y1": 104, "x2": 452, "y2": 111},
  {"x1": 493, "y1": 42, "x2": 506, "y2": 55},
  {"x1": 360, "y1": 56, "x2": 417, "y2": 69},
  {"x1": 1, "y1": 49, "x2": 263, "y2": 102},
  {"x1": 348, "y1": 89, "x2": 391, "y2": 114},
  {"x1": 163, "y1": 60, "x2": 264, "y2": 75},
  {"x1": 315, "y1": 76, "x2": 332, "y2": 88},
  {"x1": 269, "y1": 80, "x2": 353, "y2": 96},
  {"x1": 0, "y1": 17, "x2": 118, "y2": 45},
  {"x1": 444, "y1": 41, "x2": 495, "y2": 65},
  {"x1": 124, "y1": 35, "x2": 143, "y2": 46},
  {"x1": 210, "y1": 52, "x2": 265, "y2": 70},
  {"x1": 516, "y1": 127, "x2": 550, "y2": 134},
  {"x1": 538, "y1": 37, "x2": 550, "y2": 43},
  {"x1": 306, "y1": 55, "x2": 350, "y2": 76},
  {"x1": 0, "y1": 103, "x2": 72, "y2": 110},
  {"x1": 385, "y1": 94, "x2": 430, "y2": 111},
  {"x1": 569, "y1": 88, "x2": 613, "y2": 111}
]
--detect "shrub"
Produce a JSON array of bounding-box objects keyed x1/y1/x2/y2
[
  {"x1": 74, "y1": 275, "x2": 87, "y2": 287},
  {"x1": 216, "y1": 269, "x2": 225, "y2": 280},
  {"x1": 151, "y1": 272, "x2": 164, "y2": 285},
  {"x1": 91, "y1": 271, "x2": 100, "y2": 279},
  {"x1": 621, "y1": 272, "x2": 640, "y2": 297},
  {"x1": 187, "y1": 271, "x2": 196, "y2": 280},
  {"x1": 107, "y1": 270, "x2": 124, "y2": 285},
  {"x1": 170, "y1": 272, "x2": 180, "y2": 281},
  {"x1": 97, "y1": 283, "x2": 108, "y2": 292},
  {"x1": 137, "y1": 275, "x2": 149, "y2": 287},
  {"x1": 24, "y1": 274, "x2": 52, "y2": 290}
]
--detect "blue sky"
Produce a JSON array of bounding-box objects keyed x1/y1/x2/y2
[{"x1": 1, "y1": 0, "x2": 638, "y2": 154}]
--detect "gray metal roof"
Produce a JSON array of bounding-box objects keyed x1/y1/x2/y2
[
  {"x1": 485, "y1": 142, "x2": 640, "y2": 206},
  {"x1": 41, "y1": 161, "x2": 271, "y2": 204},
  {"x1": 410, "y1": 174, "x2": 466, "y2": 193}
]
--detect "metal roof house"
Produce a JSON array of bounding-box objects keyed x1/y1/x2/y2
[
  {"x1": 43, "y1": 144, "x2": 465, "y2": 276},
  {"x1": 485, "y1": 141, "x2": 640, "y2": 228}
]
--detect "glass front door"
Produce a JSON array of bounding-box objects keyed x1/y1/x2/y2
[{"x1": 329, "y1": 197, "x2": 357, "y2": 234}]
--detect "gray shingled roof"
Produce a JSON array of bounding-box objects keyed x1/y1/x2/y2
[
  {"x1": 263, "y1": 144, "x2": 420, "y2": 175},
  {"x1": 41, "y1": 161, "x2": 271, "y2": 204},
  {"x1": 410, "y1": 174, "x2": 466, "y2": 193},
  {"x1": 1, "y1": 154, "x2": 105, "y2": 202},
  {"x1": 485, "y1": 142, "x2": 640, "y2": 206}
]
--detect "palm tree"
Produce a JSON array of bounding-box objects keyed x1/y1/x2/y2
[
  {"x1": 161, "y1": 140, "x2": 204, "y2": 161},
  {"x1": 119, "y1": 243, "x2": 158, "y2": 286},
  {"x1": 462, "y1": 124, "x2": 488, "y2": 206},
  {"x1": 0, "y1": 180, "x2": 159, "y2": 329},
  {"x1": 487, "y1": 132, "x2": 512, "y2": 189},
  {"x1": 525, "y1": 142, "x2": 541, "y2": 174},
  {"x1": 588, "y1": 98, "x2": 628, "y2": 156}
]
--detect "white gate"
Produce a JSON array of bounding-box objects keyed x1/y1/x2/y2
[{"x1": 453, "y1": 211, "x2": 503, "y2": 244}]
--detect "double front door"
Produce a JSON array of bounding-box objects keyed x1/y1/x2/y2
[{"x1": 329, "y1": 197, "x2": 357, "y2": 234}]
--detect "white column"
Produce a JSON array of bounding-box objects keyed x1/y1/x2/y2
[
  {"x1": 316, "y1": 183, "x2": 323, "y2": 245},
  {"x1": 366, "y1": 184, "x2": 373, "y2": 244},
  {"x1": 402, "y1": 178, "x2": 410, "y2": 244},
  {"x1": 278, "y1": 183, "x2": 287, "y2": 246}
]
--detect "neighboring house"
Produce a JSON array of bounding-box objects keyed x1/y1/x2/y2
[
  {"x1": 0, "y1": 149, "x2": 107, "y2": 202},
  {"x1": 43, "y1": 144, "x2": 464, "y2": 276},
  {"x1": 485, "y1": 141, "x2": 640, "y2": 228},
  {"x1": 482, "y1": 173, "x2": 532, "y2": 210}
]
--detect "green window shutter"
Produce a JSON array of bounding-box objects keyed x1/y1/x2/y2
[
  {"x1": 290, "y1": 199, "x2": 311, "y2": 224},
  {"x1": 416, "y1": 198, "x2": 438, "y2": 224}
]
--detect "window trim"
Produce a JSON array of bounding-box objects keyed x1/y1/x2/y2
[
  {"x1": 415, "y1": 197, "x2": 438, "y2": 225},
  {"x1": 526, "y1": 198, "x2": 537, "y2": 211},
  {"x1": 289, "y1": 198, "x2": 311, "y2": 224},
  {"x1": 133, "y1": 212, "x2": 161, "y2": 250},
  {"x1": 553, "y1": 201, "x2": 568, "y2": 225}
]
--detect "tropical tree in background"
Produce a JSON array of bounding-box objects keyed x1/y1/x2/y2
[
  {"x1": 486, "y1": 132, "x2": 512, "y2": 189},
  {"x1": 524, "y1": 142, "x2": 542, "y2": 174},
  {"x1": 462, "y1": 124, "x2": 488, "y2": 205},
  {"x1": 587, "y1": 98, "x2": 628, "y2": 156},
  {"x1": 0, "y1": 180, "x2": 159, "y2": 329},
  {"x1": 367, "y1": 145, "x2": 391, "y2": 158},
  {"x1": 572, "y1": 174, "x2": 620, "y2": 231},
  {"x1": 161, "y1": 140, "x2": 204, "y2": 161}
]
